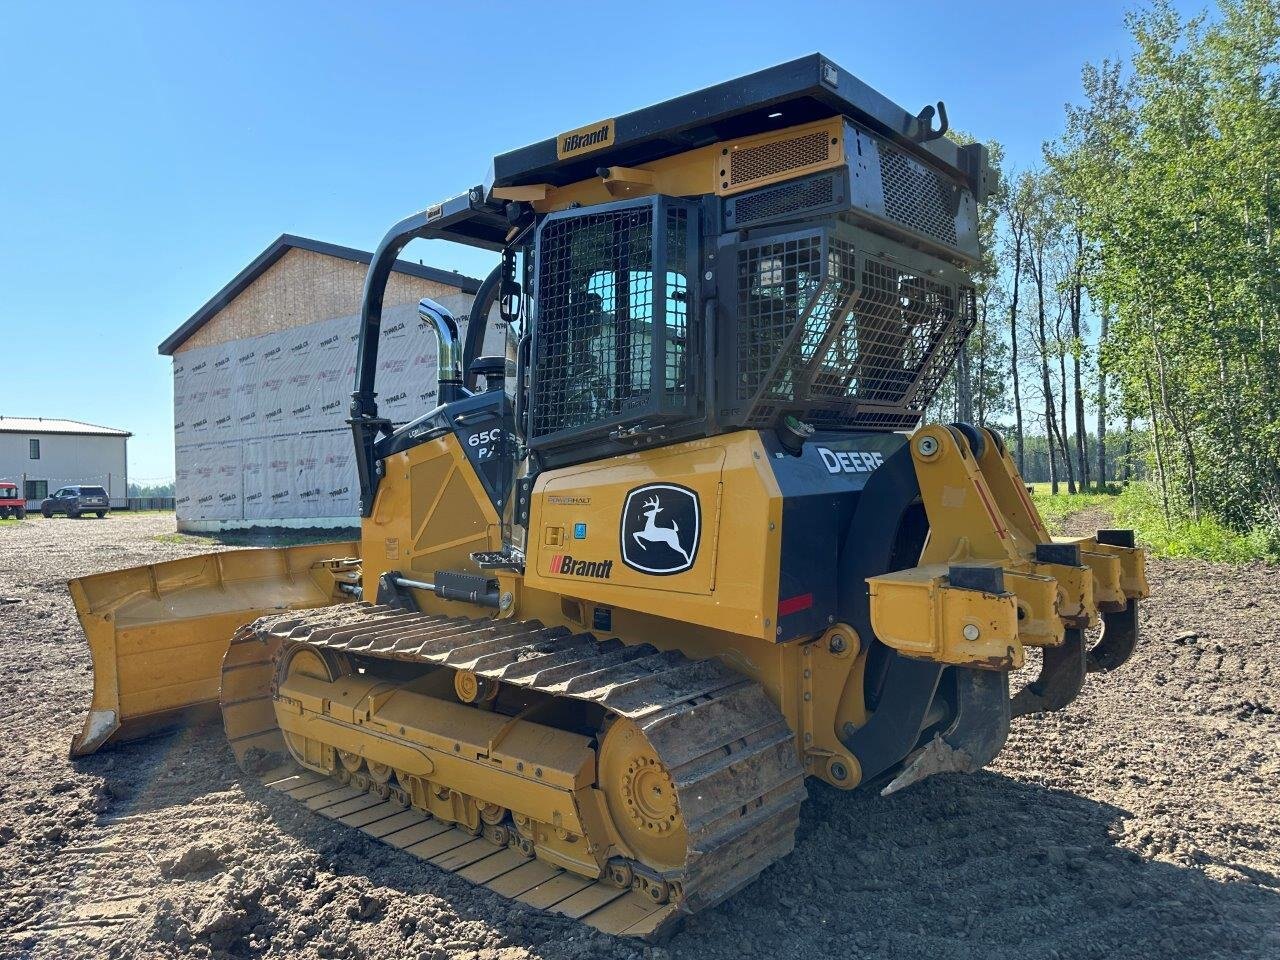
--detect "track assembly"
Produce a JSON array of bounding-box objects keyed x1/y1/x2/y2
[
  {"x1": 221, "y1": 604, "x2": 807, "y2": 940},
  {"x1": 256, "y1": 765, "x2": 679, "y2": 937}
]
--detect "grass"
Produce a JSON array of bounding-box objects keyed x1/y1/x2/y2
[
  {"x1": 1027, "y1": 485, "x2": 1116, "y2": 530},
  {"x1": 1031, "y1": 481, "x2": 1279, "y2": 563},
  {"x1": 1108, "y1": 484, "x2": 1279, "y2": 564}
]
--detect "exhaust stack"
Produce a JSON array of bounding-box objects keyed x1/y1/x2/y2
[{"x1": 418, "y1": 297, "x2": 465, "y2": 405}]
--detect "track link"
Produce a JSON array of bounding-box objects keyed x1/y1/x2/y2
[{"x1": 220, "y1": 604, "x2": 806, "y2": 939}]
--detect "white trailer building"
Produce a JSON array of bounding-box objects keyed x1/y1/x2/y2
[
  {"x1": 159, "y1": 234, "x2": 503, "y2": 532},
  {"x1": 0, "y1": 418, "x2": 130, "y2": 509}
]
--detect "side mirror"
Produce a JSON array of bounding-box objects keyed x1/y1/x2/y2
[{"x1": 499, "y1": 247, "x2": 521, "y2": 324}]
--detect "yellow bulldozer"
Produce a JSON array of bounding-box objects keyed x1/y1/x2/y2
[{"x1": 68, "y1": 55, "x2": 1148, "y2": 940}]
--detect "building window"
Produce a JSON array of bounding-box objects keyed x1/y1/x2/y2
[
  {"x1": 28, "y1": 438, "x2": 40, "y2": 460},
  {"x1": 24, "y1": 480, "x2": 47, "y2": 500}
]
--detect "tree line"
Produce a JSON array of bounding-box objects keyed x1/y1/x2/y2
[
  {"x1": 128, "y1": 481, "x2": 175, "y2": 498},
  {"x1": 928, "y1": 0, "x2": 1279, "y2": 539}
]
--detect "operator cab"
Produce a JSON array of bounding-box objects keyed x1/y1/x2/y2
[{"x1": 350, "y1": 53, "x2": 995, "y2": 525}]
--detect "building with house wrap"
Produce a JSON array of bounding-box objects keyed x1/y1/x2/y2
[{"x1": 160, "y1": 235, "x2": 503, "y2": 531}]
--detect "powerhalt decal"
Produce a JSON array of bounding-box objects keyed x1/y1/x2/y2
[{"x1": 620, "y1": 483, "x2": 700, "y2": 575}]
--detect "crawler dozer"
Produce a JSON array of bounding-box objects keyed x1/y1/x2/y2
[{"x1": 69, "y1": 55, "x2": 1148, "y2": 939}]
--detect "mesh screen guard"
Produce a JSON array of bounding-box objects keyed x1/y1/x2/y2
[
  {"x1": 876, "y1": 138, "x2": 962, "y2": 248},
  {"x1": 724, "y1": 220, "x2": 975, "y2": 430},
  {"x1": 529, "y1": 197, "x2": 696, "y2": 448}
]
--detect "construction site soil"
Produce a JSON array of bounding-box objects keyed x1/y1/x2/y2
[{"x1": 0, "y1": 512, "x2": 1276, "y2": 960}]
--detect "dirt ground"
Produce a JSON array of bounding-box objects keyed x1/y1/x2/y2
[{"x1": 0, "y1": 512, "x2": 1277, "y2": 960}]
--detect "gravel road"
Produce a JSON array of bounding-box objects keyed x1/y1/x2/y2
[{"x1": 0, "y1": 512, "x2": 1277, "y2": 960}]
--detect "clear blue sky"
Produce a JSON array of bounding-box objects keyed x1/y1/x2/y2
[{"x1": 0, "y1": 1, "x2": 1199, "y2": 481}]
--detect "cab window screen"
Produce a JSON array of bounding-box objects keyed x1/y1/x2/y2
[
  {"x1": 533, "y1": 205, "x2": 653, "y2": 441},
  {"x1": 530, "y1": 197, "x2": 694, "y2": 448}
]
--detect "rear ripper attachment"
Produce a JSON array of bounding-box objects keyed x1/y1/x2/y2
[
  {"x1": 863, "y1": 423, "x2": 1149, "y2": 789},
  {"x1": 221, "y1": 605, "x2": 805, "y2": 939}
]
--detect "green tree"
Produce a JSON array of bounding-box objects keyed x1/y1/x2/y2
[
  {"x1": 1049, "y1": 0, "x2": 1280, "y2": 534},
  {"x1": 927, "y1": 135, "x2": 1010, "y2": 428}
]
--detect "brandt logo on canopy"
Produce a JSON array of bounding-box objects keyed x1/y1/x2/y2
[
  {"x1": 619, "y1": 483, "x2": 700, "y2": 575},
  {"x1": 557, "y1": 118, "x2": 615, "y2": 159}
]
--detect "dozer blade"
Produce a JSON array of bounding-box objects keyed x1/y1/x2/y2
[{"x1": 69, "y1": 541, "x2": 359, "y2": 758}]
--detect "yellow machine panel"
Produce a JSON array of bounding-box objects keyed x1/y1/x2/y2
[
  {"x1": 524, "y1": 432, "x2": 781, "y2": 641},
  {"x1": 716, "y1": 118, "x2": 845, "y2": 196},
  {"x1": 492, "y1": 117, "x2": 847, "y2": 213},
  {"x1": 361, "y1": 432, "x2": 504, "y2": 602}
]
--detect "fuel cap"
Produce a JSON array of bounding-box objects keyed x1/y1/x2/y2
[{"x1": 777, "y1": 415, "x2": 815, "y2": 455}]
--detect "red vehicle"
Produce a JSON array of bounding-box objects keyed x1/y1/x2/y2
[{"x1": 0, "y1": 482, "x2": 24, "y2": 519}]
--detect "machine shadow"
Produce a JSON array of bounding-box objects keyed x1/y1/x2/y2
[
  {"x1": 691, "y1": 771, "x2": 1280, "y2": 959},
  {"x1": 71, "y1": 721, "x2": 246, "y2": 817},
  {"x1": 90, "y1": 728, "x2": 1275, "y2": 960}
]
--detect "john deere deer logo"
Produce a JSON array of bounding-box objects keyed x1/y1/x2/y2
[
  {"x1": 634, "y1": 495, "x2": 691, "y2": 563},
  {"x1": 620, "y1": 484, "x2": 699, "y2": 575}
]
